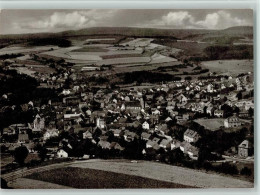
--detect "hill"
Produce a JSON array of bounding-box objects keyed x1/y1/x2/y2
[{"x1": 0, "y1": 26, "x2": 253, "y2": 40}]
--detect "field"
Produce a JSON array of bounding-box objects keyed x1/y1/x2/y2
[
  {"x1": 1, "y1": 153, "x2": 40, "y2": 169},
  {"x1": 68, "y1": 159, "x2": 253, "y2": 188},
  {"x1": 1, "y1": 153, "x2": 13, "y2": 167},
  {"x1": 20, "y1": 159, "x2": 254, "y2": 188},
  {"x1": 10, "y1": 64, "x2": 55, "y2": 77},
  {"x1": 0, "y1": 46, "x2": 59, "y2": 55},
  {"x1": 194, "y1": 118, "x2": 224, "y2": 131},
  {"x1": 9, "y1": 178, "x2": 73, "y2": 189},
  {"x1": 71, "y1": 47, "x2": 108, "y2": 52},
  {"x1": 201, "y1": 60, "x2": 253, "y2": 75},
  {"x1": 25, "y1": 166, "x2": 191, "y2": 189},
  {"x1": 152, "y1": 39, "x2": 211, "y2": 57}
]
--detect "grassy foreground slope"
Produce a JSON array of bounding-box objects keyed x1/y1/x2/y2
[{"x1": 26, "y1": 167, "x2": 192, "y2": 189}]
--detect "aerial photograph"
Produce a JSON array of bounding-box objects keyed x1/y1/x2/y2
[{"x1": 0, "y1": 9, "x2": 254, "y2": 189}]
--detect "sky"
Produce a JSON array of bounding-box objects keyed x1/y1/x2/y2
[{"x1": 0, "y1": 9, "x2": 253, "y2": 34}]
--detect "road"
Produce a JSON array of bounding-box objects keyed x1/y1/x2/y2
[
  {"x1": 222, "y1": 155, "x2": 254, "y2": 163},
  {"x1": 1, "y1": 160, "x2": 90, "y2": 182}
]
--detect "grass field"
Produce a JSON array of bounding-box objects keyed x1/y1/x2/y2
[
  {"x1": 71, "y1": 47, "x2": 108, "y2": 52},
  {"x1": 68, "y1": 159, "x2": 253, "y2": 188},
  {"x1": 201, "y1": 60, "x2": 253, "y2": 75},
  {"x1": 194, "y1": 118, "x2": 224, "y2": 131},
  {"x1": 152, "y1": 39, "x2": 210, "y2": 56},
  {"x1": 101, "y1": 53, "x2": 143, "y2": 59},
  {"x1": 26, "y1": 167, "x2": 192, "y2": 189}
]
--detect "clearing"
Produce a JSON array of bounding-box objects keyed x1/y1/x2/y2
[
  {"x1": 194, "y1": 118, "x2": 224, "y2": 131},
  {"x1": 201, "y1": 60, "x2": 253, "y2": 75}
]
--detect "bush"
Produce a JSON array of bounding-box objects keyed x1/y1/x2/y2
[
  {"x1": 27, "y1": 159, "x2": 41, "y2": 168},
  {"x1": 240, "y1": 167, "x2": 252, "y2": 176},
  {"x1": 14, "y1": 146, "x2": 29, "y2": 166},
  {"x1": 218, "y1": 163, "x2": 239, "y2": 175}
]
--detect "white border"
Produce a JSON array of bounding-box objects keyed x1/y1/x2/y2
[{"x1": 0, "y1": 0, "x2": 258, "y2": 195}]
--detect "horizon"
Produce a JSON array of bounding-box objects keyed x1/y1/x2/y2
[
  {"x1": 0, "y1": 9, "x2": 253, "y2": 35},
  {"x1": 0, "y1": 25, "x2": 254, "y2": 36}
]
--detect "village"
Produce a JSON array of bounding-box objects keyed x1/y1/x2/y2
[{"x1": 0, "y1": 50, "x2": 254, "y2": 178}]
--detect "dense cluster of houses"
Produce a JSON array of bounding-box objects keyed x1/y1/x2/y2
[{"x1": 0, "y1": 63, "x2": 254, "y2": 162}]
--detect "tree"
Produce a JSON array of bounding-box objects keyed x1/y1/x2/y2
[
  {"x1": 240, "y1": 167, "x2": 252, "y2": 176},
  {"x1": 1, "y1": 178, "x2": 9, "y2": 189},
  {"x1": 236, "y1": 91, "x2": 242, "y2": 100},
  {"x1": 234, "y1": 106, "x2": 240, "y2": 114},
  {"x1": 38, "y1": 147, "x2": 48, "y2": 161},
  {"x1": 185, "y1": 76, "x2": 192, "y2": 81},
  {"x1": 14, "y1": 146, "x2": 29, "y2": 166},
  {"x1": 248, "y1": 107, "x2": 254, "y2": 117}
]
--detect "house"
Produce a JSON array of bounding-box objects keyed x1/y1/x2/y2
[
  {"x1": 123, "y1": 130, "x2": 138, "y2": 142},
  {"x1": 238, "y1": 140, "x2": 253, "y2": 158},
  {"x1": 33, "y1": 114, "x2": 45, "y2": 132},
  {"x1": 141, "y1": 132, "x2": 151, "y2": 141},
  {"x1": 142, "y1": 121, "x2": 150, "y2": 130},
  {"x1": 180, "y1": 141, "x2": 192, "y2": 153},
  {"x1": 110, "y1": 142, "x2": 124, "y2": 151},
  {"x1": 146, "y1": 94, "x2": 154, "y2": 101},
  {"x1": 64, "y1": 113, "x2": 82, "y2": 121},
  {"x1": 57, "y1": 149, "x2": 68, "y2": 158},
  {"x1": 245, "y1": 102, "x2": 254, "y2": 111},
  {"x1": 177, "y1": 94, "x2": 188, "y2": 103},
  {"x1": 18, "y1": 133, "x2": 29, "y2": 144},
  {"x1": 5, "y1": 123, "x2": 31, "y2": 134},
  {"x1": 98, "y1": 140, "x2": 111, "y2": 149},
  {"x1": 207, "y1": 84, "x2": 214, "y2": 93},
  {"x1": 124, "y1": 96, "x2": 131, "y2": 102},
  {"x1": 150, "y1": 114, "x2": 159, "y2": 125},
  {"x1": 146, "y1": 140, "x2": 160, "y2": 150},
  {"x1": 63, "y1": 96, "x2": 81, "y2": 106},
  {"x1": 125, "y1": 101, "x2": 141, "y2": 111},
  {"x1": 214, "y1": 110, "x2": 224, "y2": 118},
  {"x1": 155, "y1": 124, "x2": 168, "y2": 133},
  {"x1": 159, "y1": 139, "x2": 171, "y2": 149},
  {"x1": 152, "y1": 109, "x2": 161, "y2": 115},
  {"x1": 239, "y1": 108, "x2": 249, "y2": 118},
  {"x1": 170, "y1": 139, "x2": 181, "y2": 150},
  {"x1": 221, "y1": 83, "x2": 226, "y2": 89},
  {"x1": 3, "y1": 127, "x2": 16, "y2": 135},
  {"x1": 110, "y1": 129, "x2": 122, "y2": 137},
  {"x1": 206, "y1": 107, "x2": 214, "y2": 116},
  {"x1": 194, "y1": 85, "x2": 201, "y2": 91},
  {"x1": 187, "y1": 145, "x2": 199, "y2": 160},
  {"x1": 96, "y1": 117, "x2": 106, "y2": 129},
  {"x1": 83, "y1": 131, "x2": 93, "y2": 139},
  {"x1": 224, "y1": 115, "x2": 241, "y2": 128},
  {"x1": 183, "y1": 129, "x2": 200, "y2": 143},
  {"x1": 125, "y1": 101, "x2": 141, "y2": 116},
  {"x1": 43, "y1": 129, "x2": 58, "y2": 141},
  {"x1": 165, "y1": 117, "x2": 172, "y2": 122}
]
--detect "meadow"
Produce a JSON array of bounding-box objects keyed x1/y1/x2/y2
[
  {"x1": 26, "y1": 166, "x2": 192, "y2": 188},
  {"x1": 201, "y1": 60, "x2": 253, "y2": 75}
]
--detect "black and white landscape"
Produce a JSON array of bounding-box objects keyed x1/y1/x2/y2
[{"x1": 0, "y1": 9, "x2": 254, "y2": 189}]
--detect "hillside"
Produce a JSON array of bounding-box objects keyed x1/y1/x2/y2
[{"x1": 0, "y1": 26, "x2": 253, "y2": 40}]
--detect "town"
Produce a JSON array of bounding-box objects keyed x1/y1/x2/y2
[{"x1": 0, "y1": 26, "x2": 254, "y2": 188}]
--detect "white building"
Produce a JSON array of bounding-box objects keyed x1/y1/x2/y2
[
  {"x1": 224, "y1": 115, "x2": 241, "y2": 128},
  {"x1": 57, "y1": 149, "x2": 68, "y2": 158},
  {"x1": 183, "y1": 129, "x2": 200, "y2": 143},
  {"x1": 96, "y1": 117, "x2": 105, "y2": 129},
  {"x1": 142, "y1": 121, "x2": 150, "y2": 130}
]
